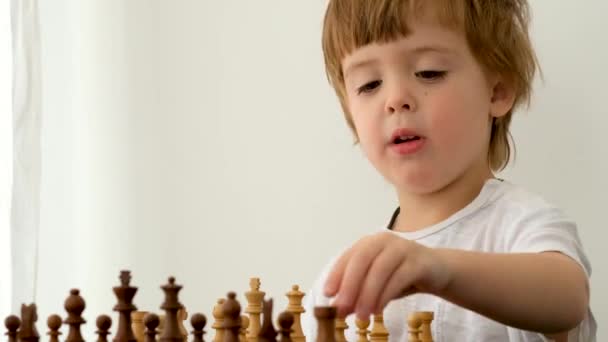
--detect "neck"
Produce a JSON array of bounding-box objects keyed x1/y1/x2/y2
[{"x1": 392, "y1": 161, "x2": 494, "y2": 232}]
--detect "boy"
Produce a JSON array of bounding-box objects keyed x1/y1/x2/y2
[{"x1": 302, "y1": 0, "x2": 597, "y2": 341}]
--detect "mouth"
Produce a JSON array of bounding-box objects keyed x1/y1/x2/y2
[
  {"x1": 392, "y1": 135, "x2": 422, "y2": 145},
  {"x1": 389, "y1": 128, "x2": 425, "y2": 155},
  {"x1": 390, "y1": 128, "x2": 423, "y2": 145}
]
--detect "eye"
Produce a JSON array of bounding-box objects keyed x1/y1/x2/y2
[
  {"x1": 357, "y1": 80, "x2": 382, "y2": 95},
  {"x1": 415, "y1": 70, "x2": 447, "y2": 81}
]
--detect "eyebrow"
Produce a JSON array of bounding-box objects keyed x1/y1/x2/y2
[{"x1": 343, "y1": 45, "x2": 454, "y2": 78}]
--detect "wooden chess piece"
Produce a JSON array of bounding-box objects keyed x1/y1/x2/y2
[
  {"x1": 113, "y1": 270, "x2": 138, "y2": 342},
  {"x1": 64, "y1": 289, "x2": 86, "y2": 342},
  {"x1": 355, "y1": 318, "x2": 370, "y2": 342},
  {"x1": 334, "y1": 318, "x2": 347, "y2": 342},
  {"x1": 4, "y1": 315, "x2": 21, "y2": 342},
  {"x1": 47, "y1": 314, "x2": 62, "y2": 342},
  {"x1": 19, "y1": 303, "x2": 40, "y2": 342},
  {"x1": 143, "y1": 313, "x2": 160, "y2": 342},
  {"x1": 313, "y1": 307, "x2": 336, "y2": 342},
  {"x1": 277, "y1": 311, "x2": 294, "y2": 342},
  {"x1": 285, "y1": 285, "x2": 305, "y2": 342},
  {"x1": 96, "y1": 315, "x2": 112, "y2": 342},
  {"x1": 417, "y1": 312, "x2": 433, "y2": 342},
  {"x1": 245, "y1": 278, "x2": 265, "y2": 342},
  {"x1": 222, "y1": 292, "x2": 242, "y2": 342},
  {"x1": 369, "y1": 314, "x2": 388, "y2": 342},
  {"x1": 212, "y1": 299, "x2": 226, "y2": 342},
  {"x1": 190, "y1": 313, "x2": 206, "y2": 342},
  {"x1": 239, "y1": 316, "x2": 249, "y2": 342},
  {"x1": 178, "y1": 308, "x2": 188, "y2": 341},
  {"x1": 132, "y1": 311, "x2": 148, "y2": 342},
  {"x1": 407, "y1": 313, "x2": 422, "y2": 342},
  {"x1": 258, "y1": 299, "x2": 277, "y2": 342},
  {"x1": 159, "y1": 277, "x2": 184, "y2": 342}
]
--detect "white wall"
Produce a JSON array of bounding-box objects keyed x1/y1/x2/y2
[{"x1": 31, "y1": 0, "x2": 606, "y2": 339}]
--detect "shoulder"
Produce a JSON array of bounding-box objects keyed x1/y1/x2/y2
[
  {"x1": 481, "y1": 179, "x2": 575, "y2": 230},
  {"x1": 485, "y1": 179, "x2": 591, "y2": 276}
]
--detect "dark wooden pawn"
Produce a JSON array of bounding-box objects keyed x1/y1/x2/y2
[
  {"x1": 113, "y1": 270, "x2": 138, "y2": 342},
  {"x1": 222, "y1": 293, "x2": 241, "y2": 342},
  {"x1": 4, "y1": 315, "x2": 20, "y2": 342},
  {"x1": 19, "y1": 303, "x2": 39, "y2": 342},
  {"x1": 190, "y1": 313, "x2": 206, "y2": 342},
  {"x1": 47, "y1": 314, "x2": 62, "y2": 342},
  {"x1": 143, "y1": 313, "x2": 160, "y2": 342},
  {"x1": 64, "y1": 289, "x2": 86, "y2": 342},
  {"x1": 159, "y1": 277, "x2": 184, "y2": 342},
  {"x1": 96, "y1": 315, "x2": 112, "y2": 342},
  {"x1": 313, "y1": 307, "x2": 336, "y2": 342},
  {"x1": 258, "y1": 299, "x2": 277, "y2": 342},
  {"x1": 277, "y1": 312, "x2": 294, "y2": 342}
]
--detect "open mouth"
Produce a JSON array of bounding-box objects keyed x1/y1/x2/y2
[{"x1": 393, "y1": 135, "x2": 421, "y2": 144}]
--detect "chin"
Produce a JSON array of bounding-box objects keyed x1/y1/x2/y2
[{"x1": 389, "y1": 171, "x2": 447, "y2": 196}]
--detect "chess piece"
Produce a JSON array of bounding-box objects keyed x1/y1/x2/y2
[
  {"x1": 113, "y1": 270, "x2": 138, "y2": 342},
  {"x1": 190, "y1": 313, "x2": 206, "y2": 342},
  {"x1": 19, "y1": 303, "x2": 40, "y2": 342},
  {"x1": 418, "y1": 312, "x2": 434, "y2": 342},
  {"x1": 245, "y1": 278, "x2": 265, "y2": 342},
  {"x1": 355, "y1": 318, "x2": 370, "y2": 342},
  {"x1": 143, "y1": 313, "x2": 160, "y2": 342},
  {"x1": 239, "y1": 316, "x2": 249, "y2": 342},
  {"x1": 407, "y1": 313, "x2": 422, "y2": 342},
  {"x1": 96, "y1": 315, "x2": 112, "y2": 342},
  {"x1": 158, "y1": 315, "x2": 166, "y2": 336},
  {"x1": 313, "y1": 307, "x2": 336, "y2": 342},
  {"x1": 212, "y1": 299, "x2": 226, "y2": 342},
  {"x1": 258, "y1": 299, "x2": 277, "y2": 342},
  {"x1": 47, "y1": 314, "x2": 62, "y2": 342},
  {"x1": 277, "y1": 311, "x2": 294, "y2": 342},
  {"x1": 369, "y1": 314, "x2": 388, "y2": 342},
  {"x1": 334, "y1": 318, "x2": 347, "y2": 342},
  {"x1": 132, "y1": 311, "x2": 148, "y2": 342},
  {"x1": 178, "y1": 308, "x2": 188, "y2": 340},
  {"x1": 222, "y1": 292, "x2": 242, "y2": 342},
  {"x1": 5, "y1": 315, "x2": 21, "y2": 342},
  {"x1": 159, "y1": 277, "x2": 184, "y2": 342},
  {"x1": 285, "y1": 285, "x2": 305, "y2": 342},
  {"x1": 64, "y1": 289, "x2": 86, "y2": 342}
]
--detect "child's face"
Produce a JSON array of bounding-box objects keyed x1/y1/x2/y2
[{"x1": 341, "y1": 19, "x2": 513, "y2": 194}]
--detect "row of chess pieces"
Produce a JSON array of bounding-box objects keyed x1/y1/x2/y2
[{"x1": 3, "y1": 270, "x2": 435, "y2": 342}]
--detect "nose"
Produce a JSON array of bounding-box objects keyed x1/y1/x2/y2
[{"x1": 385, "y1": 81, "x2": 416, "y2": 114}]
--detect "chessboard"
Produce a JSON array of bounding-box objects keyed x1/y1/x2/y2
[{"x1": 3, "y1": 270, "x2": 435, "y2": 342}]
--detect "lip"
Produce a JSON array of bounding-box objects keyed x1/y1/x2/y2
[{"x1": 389, "y1": 128, "x2": 426, "y2": 156}]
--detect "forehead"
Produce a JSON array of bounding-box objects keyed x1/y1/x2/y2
[
  {"x1": 342, "y1": 23, "x2": 467, "y2": 76},
  {"x1": 323, "y1": 0, "x2": 465, "y2": 75}
]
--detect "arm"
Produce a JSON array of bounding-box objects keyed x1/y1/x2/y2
[
  {"x1": 324, "y1": 232, "x2": 589, "y2": 336},
  {"x1": 434, "y1": 249, "x2": 589, "y2": 334}
]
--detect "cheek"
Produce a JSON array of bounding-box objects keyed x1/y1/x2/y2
[{"x1": 428, "y1": 90, "x2": 491, "y2": 156}]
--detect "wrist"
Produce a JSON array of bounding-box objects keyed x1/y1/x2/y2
[{"x1": 427, "y1": 248, "x2": 459, "y2": 297}]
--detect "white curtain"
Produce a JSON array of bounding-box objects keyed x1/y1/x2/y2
[
  {"x1": 9, "y1": 0, "x2": 42, "y2": 313},
  {"x1": 0, "y1": 0, "x2": 13, "y2": 319}
]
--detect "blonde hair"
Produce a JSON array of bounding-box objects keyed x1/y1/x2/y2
[{"x1": 322, "y1": 0, "x2": 539, "y2": 171}]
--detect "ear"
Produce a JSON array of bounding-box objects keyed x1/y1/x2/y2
[{"x1": 489, "y1": 78, "x2": 516, "y2": 118}]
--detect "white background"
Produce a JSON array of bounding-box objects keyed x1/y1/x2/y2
[
  {"x1": 0, "y1": 0, "x2": 13, "y2": 323},
  {"x1": 4, "y1": 0, "x2": 607, "y2": 339}
]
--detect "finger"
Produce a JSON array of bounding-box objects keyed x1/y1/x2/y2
[
  {"x1": 334, "y1": 241, "x2": 385, "y2": 317},
  {"x1": 376, "y1": 261, "x2": 420, "y2": 312},
  {"x1": 354, "y1": 244, "x2": 403, "y2": 320},
  {"x1": 324, "y1": 247, "x2": 355, "y2": 297}
]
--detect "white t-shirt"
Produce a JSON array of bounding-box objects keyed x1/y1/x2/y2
[{"x1": 302, "y1": 179, "x2": 597, "y2": 342}]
